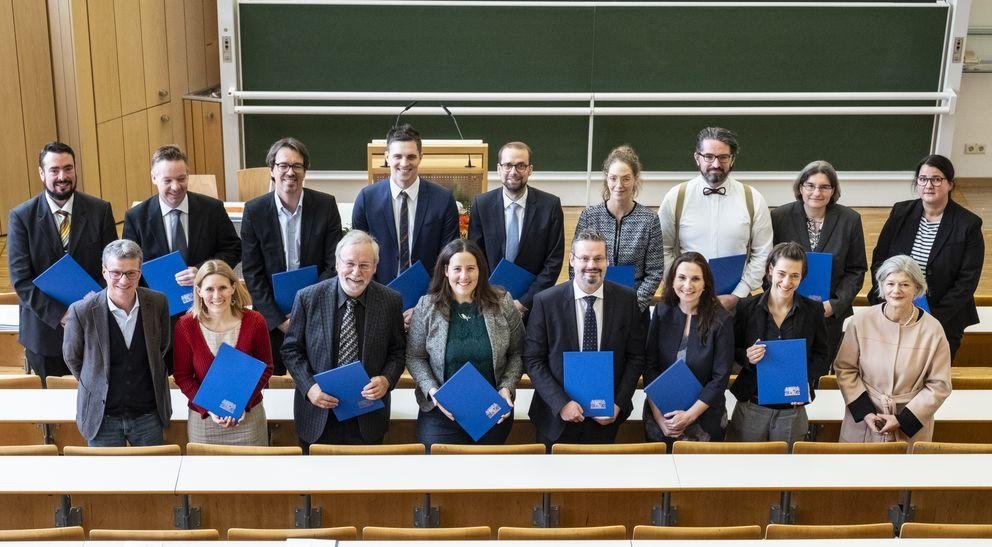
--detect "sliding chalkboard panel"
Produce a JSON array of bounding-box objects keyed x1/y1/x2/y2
[{"x1": 239, "y1": 3, "x2": 947, "y2": 171}]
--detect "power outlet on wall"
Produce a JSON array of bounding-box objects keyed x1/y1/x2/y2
[{"x1": 964, "y1": 143, "x2": 987, "y2": 155}]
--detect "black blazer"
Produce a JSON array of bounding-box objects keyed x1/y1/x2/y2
[
  {"x1": 643, "y1": 303, "x2": 733, "y2": 412},
  {"x1": 240, "y1": 188, "x2": 343, "y2": 330},
  {"x1": 7, "y1": 192, "x2": 116, "y2": 357},
  {"x1": 770, "y1": 201, "x2": 867, "y2": 321},
  {"x1": 869, "y1": 198, "x2": 983, "y2": 336},
  {"x1": 523, "y1": 281, "x2": 646, "y2": 442},
  {"x1": 468, "y1": 186, "x2": 565, "y2": 309},
  {"x1": 730, "y1": 292, "x2": 829, "y2": 404},
  {"x1": 122, "y1": 191, "x2": 241, "y2": 269}
]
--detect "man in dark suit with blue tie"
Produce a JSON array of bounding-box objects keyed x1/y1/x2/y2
[
  {"x1": 8, "y1": 142, "x2": 117, "y2": 383},
  {"x1": 351, "y1": 123, "x2": 459, "y2": 296},
  {"x1": 469, "y1": 141, "x2": 564, "y2": 318},
  {"x1": 241, "y1": 138, "x2": 342, "y2": 375},
  {"x1": 524, "y1": 231, "x2": 645, "y2": 448}
]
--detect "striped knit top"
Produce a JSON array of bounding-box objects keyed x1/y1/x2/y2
[{"x1": 910, "y1": 216, "x2": 940, "y2": 274}]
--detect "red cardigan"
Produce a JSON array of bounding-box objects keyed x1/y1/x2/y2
[{"x1": 173, "y1": 309, "x2": 274, "y2": 417}]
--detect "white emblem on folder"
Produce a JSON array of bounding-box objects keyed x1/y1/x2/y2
[
  {"x1": 485, "y1": 403, "x2": 501, "y2": 418},
  {"x1": 590, "y1": 399, "x2": 606, "y2": 410},
  {"x1": 219, "y1": 399, "x2": 236, "y2": 413},
  {"x1": 358, "y1": 399, "x2": 374, "y2": 409},
  {"x1": 181, "y1": 293, "x2": 194, "y2": 304},
  {"x1": 784, "y1": 386, "x2": 800, "y2": 397}
]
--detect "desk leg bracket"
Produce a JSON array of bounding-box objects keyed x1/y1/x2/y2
[
  {"x1": 295, "y1": 495, "x2": 322, "y2": 528},
  {"x1": 770, "y1": 491, "x2": 796, "y2": 524},
  {"x1": 889, "y1": 491, "x2": 915, "y2": 531},
  {"x1": 652, "y1": 492, "x2": 677, "y2": 525},
  {"x1": 413, "y1": 494, "x2": 439, "y2": 528},
  {"x1": 55, "y1": 495, "x2": 81, "y2": 527},
  {"x1": 173, "y1": 495, "x2": 201, "y2": 529},
  {"x1": 532, "y1": 493, "x2": 559, "y2": 527}
]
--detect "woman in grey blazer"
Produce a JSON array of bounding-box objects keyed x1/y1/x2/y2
[
  {"x1": 770, "y1": 160, "x2": 867, "y2": 365},
  {"x1": 407, "y1": 239, "x2": 524, "y2": 448}
]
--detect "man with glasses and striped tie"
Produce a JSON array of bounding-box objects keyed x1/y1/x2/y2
[{"x1": 8, "y1": 142, "x2": 116, "y2": 384}]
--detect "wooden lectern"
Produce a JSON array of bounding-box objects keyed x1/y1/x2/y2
[{"x1": 367, "y1": 140, "x2": 488, "y2": 204}]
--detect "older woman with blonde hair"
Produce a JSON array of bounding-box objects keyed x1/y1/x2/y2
[
  {"x1": 835, "y1": 255, "x2": 951, "y2": 445},
  {"x1": 173, "y1": 260, "x2": 274, "y2": 445}
]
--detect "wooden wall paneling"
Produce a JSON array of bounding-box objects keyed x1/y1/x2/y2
[
  {"x1": 147, "y1": 103, "x2": 175, "y2": 156},
  {"x1": 122, "y1": 110, "x2": 152, "y2": 205},
  {"x1": 140, "y1": 0, "x2": 170, "y2": 108},
  {"x1": 67, "y1": 0, "x2": 101, "y2": 196},
  {"x1": 203, "y1": 0, "x2": 219, "y2": 86},
  {"x1": 47, "y1": 0, "x2": 71, "y2": 146},
  {"x1": 190, "y1": 100, "x2": 206, "y2": 174},
  {"x1": 202, "y1": 101, "x2": 225, "y2": 199},
  {"x1": 113, "y1": 0, "x2": 146, "y2": 116},
  {"x1": 165, "y1": 0, "x2": 189, "y2": 149},
  {"x1": 96, "y1": 119, "x2": 127, "y2": 222},
  {"x1": 0, "y1": 0, "x2": 28, "y2": 234},
  {"x1": 13, "y1": 0, "x2": 57, "y2": 205},
  {"x1": 87, "y1": 0, "x2": 121, "y2": 124},
  {"x1": 184, "y1": 0, "x2": 206, "y2": 91},
  {"x1": 183, "y1": 98, "x2": 196, "y2": 168}
]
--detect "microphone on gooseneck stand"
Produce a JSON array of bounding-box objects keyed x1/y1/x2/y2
[
  {"x1": 440, "y1": 103, "x2": 473, "y2": 168},
  {"x1": 383, "y1": 101, "x2": 419, "y2": 167}
]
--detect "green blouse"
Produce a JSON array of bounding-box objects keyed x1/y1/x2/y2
[{"x1": 444, "y1": 301, "x2": 496, "y2": 386}]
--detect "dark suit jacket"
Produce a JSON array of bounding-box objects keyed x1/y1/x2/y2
[
  {"x1": 282, "y1": 278, "x2": 407, "y2": 444},
  {"x1": 469, "y1": 186, "x2": 565, "y2": 309},
  {"x1": 122, "y1": 191, "x2": 241, "y2": 269},
  {"x1": 7, "y1": 192, "x2": 116, "y2": 357},
  {"x1": 523, "y1": 281, "x2": 645, "y2": 442},
  {"x1": 351, "y1": 178, "x2": 459, "y2": 285},
  {"x1": 241, "y1": 188, "x2": 343, "y2": 330},
  {"x1": 770, "y1": 201, "x2": 867, "y2": 322},
  {"x1": 63, "y1": 288, "x2": 172, "y2": 440},
  {"x1": 869, "y1": 198, "x2": 984, "y2": 337}
]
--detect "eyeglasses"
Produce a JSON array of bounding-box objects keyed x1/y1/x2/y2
[
  {"x1": 341, "y1": 261, "x2": 375, "y2": 272},
  {"x1": 106, "y1": 270, "x2": 140, "y2": 281},
  {"x1": 801, "y1": 182, "x2": 834, "y2": 192},
  {"x1": 498, "y1": 162, "x2": 531, "y2": 173},
  {"x1": 916, "y1": 176, "x2": 946, "y2": 187},
  {"x1": 275, "y1": 162, "x2": 306, "y2": 172},
  {"x1": 696, "y1": 153, "x2": 734, "y2": 165}
]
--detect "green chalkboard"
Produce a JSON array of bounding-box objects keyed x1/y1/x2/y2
[{"x1": 239, "y1": 3, "x2": 947, "y2": 171}]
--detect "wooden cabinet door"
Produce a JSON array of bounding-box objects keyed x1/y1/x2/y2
[
  {"x1": 146, "y1": 102, "x2": 174, "y2": 154},
  {"x1": 122, "y1": 110, "x2": 152, "y2": 206},
  {"x1": 89, "y1": 0, "x2": 123, "y2": 123},
  {"x1": 140, "y1": 0, "x2": 170, "y2": 108},
  {"x1": 96, "y1": 118, "x2": 127, "y2": 222}
]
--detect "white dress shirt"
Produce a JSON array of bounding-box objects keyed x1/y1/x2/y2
[
  {"x1": 572, "y1": 280, "x2": 604, "y2": 350},
  {"x1": 390, "y1": 177, "x2": 420, "y2": 265},
  {"x1": 657, "y1": 174, "x2": 773, "y2": 298},
  {"x1": 502, "y1": 187, "x2": 527, "y2": 247},
  {"x1": 275, "y1": 191, "x2": 303, "y2": 271},
  {"x1": 107, "y1": 293, "x2": 141, "y2": 349},
  {"x1": 159, "y1": 194, "x2": 190, "y2": 252}
]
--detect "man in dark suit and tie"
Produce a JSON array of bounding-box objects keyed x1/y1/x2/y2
[
  {"x1": 351, "y1": 123, "x2": 459, "y2": 293},
  {"x1": 8, "y1": 141, "x2": 117, "y2": 383},
  {"x1": 282, "y1": 230, "x2": 406, "y2": 451},
  {"x1": 123, "y1": 145, "x2": 241, "y2": 288},
  {"x1": 63, "y1": 240, "x2": 172, "y2": 446},
  {"x1": 524, "y1": 231, "x2": 645, "y2": 448},
  {"x1": 241, "y1": 137, "x2": 342, "y2": 375},
  {"x1": 469, "y1": 141, "x2": 564, "y2": 317}
]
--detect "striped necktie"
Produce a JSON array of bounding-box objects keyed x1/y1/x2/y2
[{"x1": 56, "y1": 210, "x2": 70, "y2": 250}]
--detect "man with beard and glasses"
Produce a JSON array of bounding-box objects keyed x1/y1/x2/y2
[
  {"x1": 469, "y1": 141, "x2": 564, "y2": 319},
  {"x1": 524, "y1": 231, "x2": 645, "y2": 449},
  {"x1": 658, "y1": 127, "x2": 773, "y2": 311},
  {"x1": 8, "y1": 141, "x2": 117, "y2": 383}
]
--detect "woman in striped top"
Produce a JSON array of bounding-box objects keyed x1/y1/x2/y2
[{"x1": 869, "y1": 155, "x2": 985, "y2": 361}]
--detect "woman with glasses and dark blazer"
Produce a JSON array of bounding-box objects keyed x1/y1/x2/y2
[
  {"x1": 770, "y1": 160, "x2": 867, "y2": 365},
  {"x1": 870, "y1": 154, "x2": 985, "y2": 361}
]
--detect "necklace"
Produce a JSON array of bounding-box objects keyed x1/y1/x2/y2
[{"x1": 884, "y1": 305, "x2": 915, "y2": 327}]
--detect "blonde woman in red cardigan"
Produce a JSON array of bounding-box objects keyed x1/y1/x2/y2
[{"x1": 173, "y1": 260, "x2": 274, "y2": 445}]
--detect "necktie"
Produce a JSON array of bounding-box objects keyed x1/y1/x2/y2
[
  {"x1": 56, "y1": 210, "x2": 70, "y2": 250},
  {"x1": 398, "y1": 191, "x2": 410, "y2": 271},
  {"x1": 171, "y1": 209, "x2": 188, "y2": 261},
  {"x1": 702, "y1": 186, "x2": 727, "y2": 196},
  {"x1": 582, "y1": 295, "x2": 598, "y2": 351},
  {"x1": 337, "y1": 299, "x2": 358, "y2": 366},
  {"x1": 505, "y1": 202, "x2": 520, "y2": 262}
]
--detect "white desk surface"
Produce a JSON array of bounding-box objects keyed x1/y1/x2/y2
[
  {"x1": 174, "y1": 454, "x2": 680, "y2": 494},
  {"x1": 0, "y1": 455, "x2": 181, "y2": 494}
]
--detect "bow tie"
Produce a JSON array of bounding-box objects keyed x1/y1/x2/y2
[{"x1": 702, "y1": 186, "x2": 727, "y2": 196}]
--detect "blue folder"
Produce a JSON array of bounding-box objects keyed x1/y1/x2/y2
[
  {"x1": 913, "y1": 294, "x2": 930, "y2": 313},
  {"x1": 756, "y1": 338, "x2": 809, "y2": 405},
  {"x1": 272, "y1": 265, "x2": 318, "y2": 314},
  {"x1": 605, "y1": 265, "x2": 635, "y2": 288},
  {"x1": 489, "y1": 259, "x2": 536, "y2": 300},
  {"x1": 563, "y1": 351, "x2": 614, "y2": 418},
  {"x1": 32, "y1": 254, "x2": 101, "y2": 307},
  {"x1": 313, "y1": 361, "x2": 385, "y2": 422},
  {"x1": 797, "y1": 252, "x2": 832, "y2": 302},
  {"x1": 433, "y1": 363, "x2": 512, "y2": 441},
  {"x1": 191, "y1": 343, "x2": 267, "y2": 419},
  {"x1": 387, "y1": 260, "x2": 430, "y2": 310},
  {"x1": 643, "y1": 358, "x2": 703, "y2": 416},
  {"x1": 141, "y1": 251, "x2": 193, "y2": 315},
  {"x1": 708, "y1": 254, "x2": 746, "y2": 296}
]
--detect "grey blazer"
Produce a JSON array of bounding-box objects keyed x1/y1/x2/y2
[
  {"x1": 63, "y1": 288, "x2": 172, "y2": 441},
  {"x1": 406, "y1": 291, "x2": 524, "y2": 412}
]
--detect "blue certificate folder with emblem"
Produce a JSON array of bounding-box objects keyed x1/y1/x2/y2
[
  {"x1": 192, "y1": 343, "x2": 267, "y2": 419},
  {"x1": 643, "y1": 358, "x2": 703, "y2": 415},
  {"x1": 756, "y1": 338, "x2": 809, "y2": 405},
  {"x1": 313, "y1": 361, "x2": 384, "y2": 422},
  {"x1": 489, "y1": 259, "x2": 535, "y2": 300},
  {"x1": 272, "y1": 265, "x2": 318, "y2": 314},
  {"x1": 605, "y1": 265, "x2": 635, "y2": 288},
  {"x1": 914, "y1": 295, "x2": 930, "y2": 313},
  {"x1": 708, "y1": 254, "x2": 746, "y2": 296},
  {"x1": 141, "y1": 251, "x2": 193, "y2": 315},
  {"x1": 32, "y1": 253, "x2": 101, "y2": 307},
  {"x1": 387, "y1": 260, "x2": 430, "y2": 310},
  {"x1": 563, "y1": 351, "x2": 614, "y2": 418},
  {"x1": 797, "y1": 252, "x2": 832, "y2": 302},
  {"x1": 433, "y1": 363, "x2": 512, "y2": 441}
]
